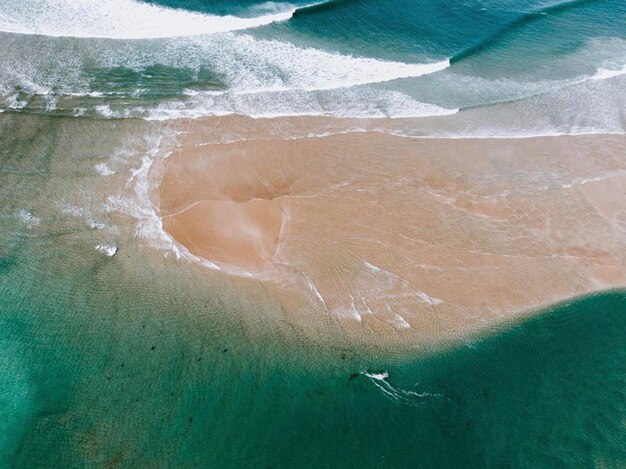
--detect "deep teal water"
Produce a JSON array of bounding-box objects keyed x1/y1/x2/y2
[{"x1": 1, "y1": 232, "x2": 625, "y2": 467}]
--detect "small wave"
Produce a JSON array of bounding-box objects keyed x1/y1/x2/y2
[
  {"x1": 292, "y1": 0, "x2": 357, "y2": 17},
  {"x1": 0, "y1": 0, "x2": 297, "y2": 39},
  {"x1": 142, "y1": 87, "x2": 458, "y2": 120},
  {"x1": 244, "y1": 1, "x2": 302, "y2": 17},
  {"x1": 591, "y1": 64, "x2": 626, "y2": 81},
  {"x1": 451, "y1": 0, "x2": 596, "y2": 63}
]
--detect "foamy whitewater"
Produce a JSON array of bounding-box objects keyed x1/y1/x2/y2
[
  {"x1": 0, "y1": 0, "x2": 623, "y2": 129},
  {"x1": 0, "y1": 0, "x2": 299, "y2": 38}
]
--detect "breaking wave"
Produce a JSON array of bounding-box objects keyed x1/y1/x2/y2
[{"x1": 0, "y1": 0, "x2": 298, "y2": 38}]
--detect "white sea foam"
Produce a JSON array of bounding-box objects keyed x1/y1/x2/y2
[
  {"x1": 362, "y1": 371, "x2": 389, "y2": 381},
  {"x1": 392, "y1": 314, "x2": 411, "y2": 329},
  {"x1": 377, "y1": 68, "x2": 626, "y2": 139},
  {"x1": 302, "y1": 272, "x2": 329, "y2": 310},
  {"x1": 363, "y1": 261, "x2": 443, "y2": 305},
  {"x1": 94, "y1": 163, "x2": 116, "y2": 176},
  {"x1": 104, "y1": 135, "x2": 171, "y2": 248},
  {"x1": 57, "y1": 201, "x2": 107, "y2": 230},
  {"x1": 101, "y1": 131, "x2": 221, "y2": 271},
  {"x1": 335, "y1": 304, "x2": 363, "y2": 322},
  {"x1": 94, "y1": 105, "x2": 118, "y2": 119},
  {"x1": 16, "y1": 209, "x2": 41, "y2": 228},
  {"x1": 145, "y1": 87, "x2": 457, "y2": 120},
  {"x1": 0, "y1": 0, "x2": 297, "y2": 39},
  {"x1": 0, "y1": 8, "x2": 452, "y2": 119},
  {"x1": 95, "y1": 244, "x2": 118, "y2": 256},
  {"x1": 361, "y1": 371, "x2": 442, "y2": 404},
  {"x1": 2, "y1": 1, "x2": 621, "y2": 130},
  {"x1": 244, "y1": 1, "x2": 299, "y2": 17},
  {"x1": 190, "y1": 34, "x2": 449, "y2": 93},
  {"x1": 591, "y1": 64, "x2": 626, "y2": 81}
]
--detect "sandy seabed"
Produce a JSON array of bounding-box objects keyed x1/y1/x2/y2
[{"x1": 151, "y1": 118, "x2": 626, "y2": 347}]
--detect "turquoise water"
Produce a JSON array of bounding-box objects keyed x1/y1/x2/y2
[{"x1": 0, "y1": 1, "x2": 625, "y2": 466}]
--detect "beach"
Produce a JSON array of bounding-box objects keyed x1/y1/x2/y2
[{"x1": 153, "y1": 120, "x2": 626, "y2": 346}]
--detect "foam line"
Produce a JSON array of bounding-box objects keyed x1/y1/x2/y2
[{"x1": 591, "y1": 64, "x2": 626, "y2": 81}]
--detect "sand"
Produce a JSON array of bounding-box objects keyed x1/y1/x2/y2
[{"x1": 153, "y1": 121, "x2": 626, "y2": 346}]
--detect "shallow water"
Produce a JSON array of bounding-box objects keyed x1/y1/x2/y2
[{"x1": 0, "y1": 112, "x2": 625, "y2": 467}]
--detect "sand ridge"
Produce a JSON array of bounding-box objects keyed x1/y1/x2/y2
[{"x1": 154, "y1": 123, "x2": 626, "y2": 345}]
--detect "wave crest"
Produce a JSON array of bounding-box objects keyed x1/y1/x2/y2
[{"x1": 451, "y1": 0, "x2": 597, "y2": 63}]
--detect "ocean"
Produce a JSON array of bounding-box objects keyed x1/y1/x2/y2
[
  {"x1": 0, "y1": 0, "x2": 624, "y2": 128},
  {"x1": 0, "y1": 0, "x2": 625, "y2": 467}
]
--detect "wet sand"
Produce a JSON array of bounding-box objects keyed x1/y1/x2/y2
[{"x1": 154, "y1": 123, "x2": 626, "y2": 346}]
